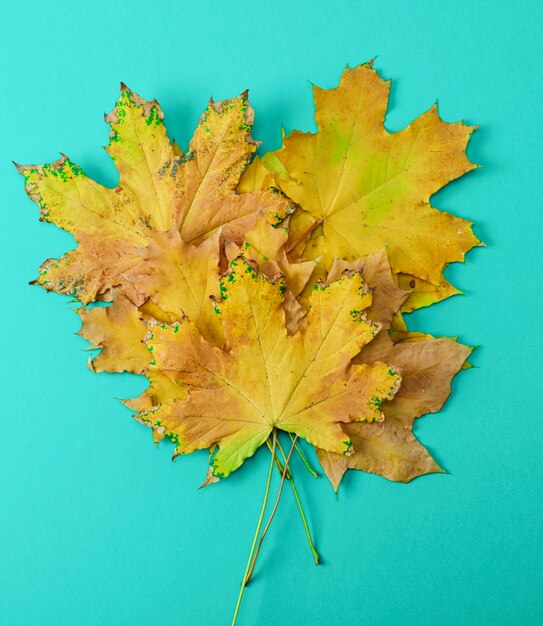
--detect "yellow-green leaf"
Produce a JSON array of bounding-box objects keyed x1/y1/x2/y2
[{"x1": 255, "y1": 61, "x2": 480, "y2": 301}]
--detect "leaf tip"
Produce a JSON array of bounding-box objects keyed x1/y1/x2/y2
[{"x1": 199, "y1": 467, "x2": 220, "y2": 489}]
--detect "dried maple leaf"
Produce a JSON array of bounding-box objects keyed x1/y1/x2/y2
[
  {"x1": 111, "y1": 214, "x2": 316, "y2": 415},
  {"x1": 77, "y1": 293, "x2": 149, "y2": 374},
  {"x1": 17, "y1": 85, "x2": 290, "y2": 306},
  {"x1": 135, "y1": 257, "x2": 401, "y2": 479},
  {"x1": 318, "y1": 333, "x2": 471, "y2": 489},
  {"x1": 242, "y1": 61, "x2": 480, "y2": 308},
  {"x1": 315, "y1": 250, "x2": 471, "y2": 489}
]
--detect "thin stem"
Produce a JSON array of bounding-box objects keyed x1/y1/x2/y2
[
  {"x1": 288, "y1": 433, "x2": 319, "y2": 478},
  {"x1": 276, "y1": 437, "x2": 320, "y2": 565},
  {"x1": 265, "y1": 438, "x2": 292, "y2": 480},
  {"x1": 244, "y1": 436, "x2": 298, "y2": 585},
  {"x1": 231, "y1": 430, "x2": 277, "y2": 626},
  {"x1": 286, "y1": 219, "x2": 324, "y2": 255}
]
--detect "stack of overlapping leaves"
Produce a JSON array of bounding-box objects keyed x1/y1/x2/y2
[{"x1": 18, "y1": 61, "x2": 479, "y2": 622}]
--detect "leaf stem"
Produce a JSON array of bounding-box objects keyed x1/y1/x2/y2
[
  {"x1": 276, "y1": 437, "x2": 320, "y2": 565},
  {"x1": 265, "y1": 438, "x2": 292, "y2": 480},
  {"x1": 286, "y1": 219, "x2": 324, "y2": 255},
  {"x1": 231, "y1": 430, "x2": 277, "y2": 626},
  {"x1": 288, "y1": 433, "x2": 319, "y2": 478},
  {"x1": 244, "y1": 435, "x2": 298, "y2": 585}
]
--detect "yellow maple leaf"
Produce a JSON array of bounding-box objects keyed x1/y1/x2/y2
[
  {"x1": 116, "y1": 215, "x2": 317, "y2": 421},
  {"x1": 136, "y1": 257, "x2": 400, "y2": 478},
  {"x1": 77, "y1": 293, "x2": 149, "y2": 374},
  {"x1": 17, "y1": 85, "x2": 290, "y2": 305},
  {"x1": 245, "y1": 61, "x2": 480, "y2": 307}
]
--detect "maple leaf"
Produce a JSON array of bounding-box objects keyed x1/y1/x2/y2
[
  {"x1": 322, "y1": 248, "x2": 408, "y2": 331},
  {"x1": 243, "y1": 61, "x2": 480, "y2": 308},
  {"x1": 17, "y1": 85, "x2": 290, "y2": 306},
  {"x1": 77, "y1": 293, "x2": 149, "y2": 374},
  {"x1": 318, "y1": 333, "x2": 471, "y2": 489},
  {"x1": 114, "y1": 214, "x2": 316, "y2": 419},
  {"x1": 315, "y1": 250, "x2": 472, "y2": 489},
  {"x1": 134, "y1": 257, "x2": 401, "y2": 479}
]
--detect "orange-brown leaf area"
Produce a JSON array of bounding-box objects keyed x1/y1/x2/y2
[{"x1": 20, "y1": 62, "x2": 476, "y2": 487}]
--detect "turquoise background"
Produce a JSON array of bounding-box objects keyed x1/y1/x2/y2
[{"x1": 1, "y1": 1, "x2": 541, "y2": 624}]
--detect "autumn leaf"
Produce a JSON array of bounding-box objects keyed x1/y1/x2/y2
[
  {"x1": 325, "y1": 249, "x2": 408, "y2": 331},
  {"x1": 135, "y1": 257, "x2": 401, "y2": 479},
  {"x1": 77, "y1": 293, "x2": 149, "y2": 374},
  {"x1": 247, "y1": 61, "x2": 480, "y2": 307},
  {"x1": 107, "y1": 213, "x2": 316, "y2": 416},
  {"x1": 318, "y1": 334, "x2": 471, "y2": 489},
  {"x1": 315, "y1": 250, "x2": 472, "y2": 489},
  {"x1": 17, "y1": 85, "x2": 290, "y2": 306}
]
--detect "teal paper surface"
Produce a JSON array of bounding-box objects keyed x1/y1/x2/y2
[{"x1": 1, "y1": 1, "x2": 541, "y2": 624}]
